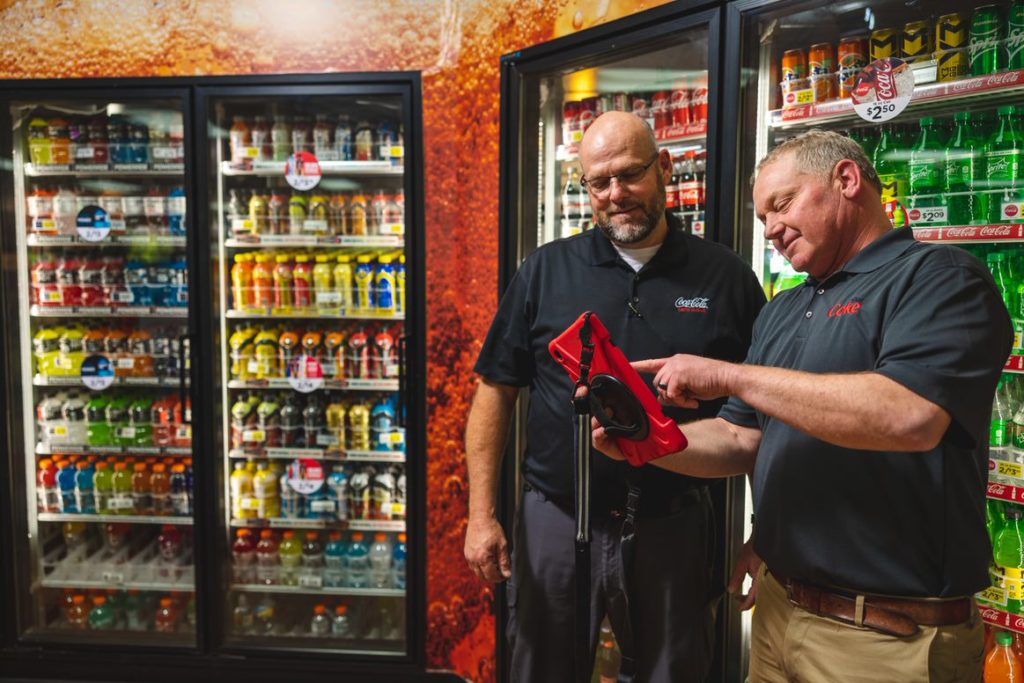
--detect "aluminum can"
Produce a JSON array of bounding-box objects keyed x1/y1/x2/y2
[
  {"x1": 838, "y1": 36, "x2": 868, "y2": 98},
  {"x1": 902, "y1": 20, "x2": 934, "y2": 62},
  {"x1": 782, "y1": 48, "x2": 807, "y2": 81},
  {"x1": 937, "y1": 13, "x2": 968, "y2": 50},
  {"x1": 870, "y1": 28, "x2": 901, "y2": 61}
]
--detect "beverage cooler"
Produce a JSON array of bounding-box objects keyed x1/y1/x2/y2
[
  {"x1": 498, "y1": 5, "x2": 746, "y2": 681},
  {"x1": 722, "y1": 0, "x2": 1024, "y2": 672},
  {"x1": 0, "y1": 75, "x2": 445, "y2": 682}
]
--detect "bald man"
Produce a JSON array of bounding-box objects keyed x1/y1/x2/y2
[{"x1": 464, "y1": 112, "x2": 765, "y2": 681}]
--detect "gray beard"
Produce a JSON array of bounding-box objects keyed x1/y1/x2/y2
[{"x1": 595, "y1": 206, "x2": 661, "y2": 245}]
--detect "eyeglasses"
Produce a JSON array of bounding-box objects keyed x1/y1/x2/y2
[{"x1": 580, "y1": 156, "x2": 659, "y2": 195}]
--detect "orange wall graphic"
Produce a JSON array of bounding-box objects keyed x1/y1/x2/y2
[{"x1": 0, "y1": 0, "x2": 670, "y2": 680}]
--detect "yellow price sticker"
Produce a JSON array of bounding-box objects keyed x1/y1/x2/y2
[
  {"x1": 999, "y1": 461, "x2": 1024, "y2": 479},
  {"x1": 980, "y1": 586, "x2": 1009, "y2": 606},
  {"x1": 389, "y1": 146, "x2": 405, "y2": 158},
  {"x1": 794, "y1": 88, "x2": 815, "y2": 104}
]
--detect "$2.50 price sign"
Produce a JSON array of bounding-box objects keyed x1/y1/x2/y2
[{"x1": 851, "y1": 58, "x2": 913, "y2": 124}]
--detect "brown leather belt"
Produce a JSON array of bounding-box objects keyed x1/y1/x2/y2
[{"x1": 769, "y1": 569, "x2": 973, "y2": 638}]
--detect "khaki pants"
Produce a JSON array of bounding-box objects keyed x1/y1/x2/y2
[{"x1": 748, "y1": 565, "x2": 983, "y2": 683}]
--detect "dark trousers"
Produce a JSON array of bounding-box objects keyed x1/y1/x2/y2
[{"x1": 507, "y1": 486, "x2": 716, "y2": 683}]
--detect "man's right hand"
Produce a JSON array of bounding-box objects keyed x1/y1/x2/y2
[{"x1": 464, "y1": 515, "x2": 512, "y2": 583}]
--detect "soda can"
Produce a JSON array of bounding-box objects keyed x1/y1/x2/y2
[
  {"x1": 937, "y1": 13, "x2": 968, "y2": 50},
  {"x1": 598, "y1": 93, "x2": 614, "y2": 117},
  {"x1": 902, "y1": 20, "x2": 934, "y2": 63},
  {"x1": 631, "y1": 92, "x2": 651, "y2": 120},
  {"x1": 970, "y1": 5, "x2": 1007, "y2": 76},
  {"x1": 610, "y1": 92, "x2": 630, "y2": 112},
  {"x1": 562, "y1": 100, "x2": 579, "y2": 144},
  {"x1": 670, "y1": 87, "x2": 692, "y2": 127},
  {"x1": 690, "y1": 84, "x2": 708, "y2": 124},
  {"x1": 781, "y1": 48, "x2": 807, "y2": 81},
  {"x1": 838, "y1": 36, "x2": 868, "y2": 99},
  {"x1": 870, "y1": 28, "x2": 901, "y2": 61},
  {"x1": 809, "y1": 43, "x2": 835, "y2": 74},
  {"x1": 579, "y1": 96, "x2": 600, "y2": 134},
  {"x1": 936, "y1": 48, "x2": 970, "y2": 81},
  {"x1": 1009, "y1": 2, "x2": 1024, "y2": 70},
  {"x1": 651, "y1": 90, "x2": 671, "y2": 132}
]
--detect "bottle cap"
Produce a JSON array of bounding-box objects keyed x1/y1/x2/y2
[{"x1": 997, "y1": 630, "x2": 1014, "y2": 646}]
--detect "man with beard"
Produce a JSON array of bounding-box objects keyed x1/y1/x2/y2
[{"x1": 464, "y1": 111, "x2": 765, "y2": 682}]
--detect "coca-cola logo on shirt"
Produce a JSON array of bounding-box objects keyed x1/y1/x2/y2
[
  {"x1": 675, "y1": 296, "x2": 710, "y2": 313},
  {"x1": 828, "y1": 301, "x2": 862, "y2": 317}
]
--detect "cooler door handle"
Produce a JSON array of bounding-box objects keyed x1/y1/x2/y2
[
  {"x1": 398, "y1": 334, "x2": 407, "y2": 428},
  {"x1": 178, "y1": 334, "x2": 191, "y2": 424}
]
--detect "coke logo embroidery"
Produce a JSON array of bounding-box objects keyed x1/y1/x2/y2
[{"x1": 828, "y1": 301, "x2": 862, "y2": 317}]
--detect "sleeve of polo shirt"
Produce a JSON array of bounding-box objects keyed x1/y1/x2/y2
[
  {"x1": 716, "y1": 308, "x2": 767, "y2": 430},
  {"x1": 874, "y1": 260, "x2": 1013, "y2": 449},
  {"x1": 472, "y1": 261, "x2": 535, "y2": 387}
]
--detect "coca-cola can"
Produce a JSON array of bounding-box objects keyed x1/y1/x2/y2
[
  {"x1": 691, "y1": 85, "x2": 709, "y2": 124},
  {"x1": 610, "y1": 92, "x2": 630, "y2": 112},
  {"x1": 670, "y1": 88, "x2": 692, "y2": 127},
  {"x1": 631, "y1": 93, "x2": 653, "y2": 128},
  {"x1": 563, "y1": 100, "x2": 580, "y2": 144},
  {"x1": 651, "y1": 90, "x2": 671, "y2": 133},
  {"x1": 579, "y1": 96, "x2": 601, "y2": 135}
]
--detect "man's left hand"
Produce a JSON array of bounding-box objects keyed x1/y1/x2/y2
[{"x1": 591, "y1": 416, "x2": 626, "y2": 461}]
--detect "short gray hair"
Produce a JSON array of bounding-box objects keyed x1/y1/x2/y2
[{"x1": 753, "y1": 129, "x2": 882, "y2": 194}]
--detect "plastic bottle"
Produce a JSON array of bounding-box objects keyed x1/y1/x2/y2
[
  {"x1": 273, "y1": 254, "x2": 294, "y2": 311},
  {"x1": 313, "y1": 114, "x2": 334, "y2": 160},
  {"x1": 987, "y1": 105, "x2": 1024, "y2": 225},
  {"x1": 278, "y1": 530, "x2": 302, "y2": 586},
  {"x1": 268, "y1": 191, "x2": 287, "y2": 235},
  {"x1": 170, "y1": 463, "x2": 190, "y2": 516},
  {"x1": 288, "y1": 191, "x2": 308, "y2": 235},
  {"x1": 57, "y1": 460, "x2": 78, "y2": 513},
  {"x1": 326, "y1": 465, "x2": 349, "y2": 522},
  {"x1": 230, "y1": 460, "x2": 254, "y2": 520},
  {"x1": 62, "y1": 520, "x2": 88, "y2": 554},
  {"x1": 293, "y1": 255, "x2": 313, "y2": 310},
  {"x1": 150, "y1": 463, "x2": 172, "y2": 516},
  {"x1": 597, "y1": 624, "x2": 621, "y2": 683},
  {"x1": 908, "y1": 117, "x2": 945, "y2": 220},
  {"x1": 986, "y1": 630, "x2": 1024, "y2": 682},
  {"x1": 873, "y1": 124, "x2": 908, "y2": 208},
  {"x1": 229, "y1": 115, "x2": 251, "y2": 166},
  {"x1": 375, "y1": 255, "x2": 397, "y2": 315},
  {"x1": 251, "y1": 254, "x2": 273, "y2": 310},
  {"x1": 271, "y1": 115, "x2": 291, "y2": 161},
  {"x1": 28, "y1": 117, "x2": 52, "y2": 165},
  {"x1": 945, "y1": 112, "x2": 988, "y2": 226},
  {"x1": 124, "y1": 590, "x2": 146, "y2": 631},
  {"x1": 323, "y1": 530, "x2": 347, "y2": 588},
  {"x1": 167, "y1": 186, "x2": 186, "y2": 236},
  {"x1": 74, "y1": 460, "x2": 96, "y2": 514},
  {"x1": 310, "y1": 604, "x2": 331, "y2": 637},
  {"x1": 88, "y1": 595, "x2": 116, "y2": 630},
  {"x1": 93, "y1": 461, "x2": 114, "y2": 514},
  {"x1": 53, "y1": 185, "x2": 77, "y2": 235},
  {"x1": 369, "y1": 532, "x2": 393, "y2": 588},
  {"x1": 996, "y1": 506, "x2": 1024, "y2": 614},
  {"x1": 37, "y1": 459, "x2": 59, "y2": 512},
  {"x1": 66, "y1": 594, "x2": 90, "y2": 629},
  {"x1": 331, "y1": 604, "x2": 352, "y2": 637},
  {"x1": 279, "y1": 468, "x2": 302, "y2": 519},
  {"x1": 253, "y1": 460, "x2": 280, "y2": 520},
  {"x1": 232, "y1": 593, "x2": 254, "y2": 635},
  {"x1": 333, "y1": 253, "x2": 354, "y2": 313},
  {"x1": 131, "y1": 462, "x2": 151, "y2": 515},
  {"x1": 154, "y1": 597, "x2": 178, "y2": 633},
  {"x1": 393, "y1": 532, "x2": 407, "y2": 590},
  {"x1": 233, "y1": 528, "x2": 256, "y2": 584},
  {"x1": 253, "y1": 594, "x2": 276, "y2": 635},
  {"x1": 255, "y1": 528, "x2": 279, "y2": 585},
  {"x1": 346, "y1": 532, "x2": 370, "y2": 589},
  {"x1": 252, "y1": 115, "x2": 271, "y2": 161},
  {"x1": 353, "y1": 255, "x2": 374, "y2": 312},
  {"x1": 300, "y1": 531, "x2": 325, "y2": 587}
]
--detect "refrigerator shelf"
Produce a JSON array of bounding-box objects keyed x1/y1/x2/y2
[
  {"x1": 229, "y1": 518, "x2": 405, "y2": 532},
  {"x1": 228, "y1": 447, "x2": 405, "y2": 463},
  {"x1": 27, "y1": 234, "x2": 186, "y2": 248},
  {"x1": 36, "y1": 443, "x2": 192, "y2": 456},
  {"x1": 912, "y1": 225, "x2": 1024, "y2": 244},
  {"x1": 34, "y1": 374, "x2": 186, "y2": 388},
  {"x1": 38, "y1": 513, "x2": 193, "y2": 525},
  {"x1": 225, "y1": 235, "x2": 403, "y2": 249},
  {"x1": 31, "y1": 305, "x2": 188, "y2": 318},
  {"x1": 980, "y1": 605, "x2": 1024, "y2": 635},
  {"x1": 557, "y1": 121, "x2": 707, "y2": 162},
  {"x1": 227, "y1": 378, "x2": 398, "y2": 391},
  {"x1": 39, "y1": 577, "x2": 193, "y2": 592},
  {"x1": 231, "y1": 583, "x2": 404, "y2": 598},
  {"x1": 220, "y1": 160, "x2": 403, "y2": 177},
  {"x1": 25, "y1": 163, "x2": 185, "y2": 177},
  {"x1": 225, "y1": 309, "x2": 403, "y2": 321},
  {"x1": 769, "y1": 69, "x2": 1024, "y2": 129}
]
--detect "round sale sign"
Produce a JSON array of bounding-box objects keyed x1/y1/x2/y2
[
  {"x1": 76, "y1": 205, "x2": 111, "y2": 242},
  {"x1": 284, "y1": 151, "x2": 322, "y2": 191},
  {"x1": 81, "y1": 355, "x2": 115, "y2": 390},
  {"x1": 287, "y1": 354, "x2": 324, "y2": 393},
  {"x1": 286, "y1": 459, "x2": 326, "y2": 495},
  {"x1": 851, "y1": 58, "x2": 914, "y2": 124}
]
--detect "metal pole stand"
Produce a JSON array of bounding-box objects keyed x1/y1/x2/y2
[{"x1": 572, "y1": 314, "x2": 595, "y2": 683}]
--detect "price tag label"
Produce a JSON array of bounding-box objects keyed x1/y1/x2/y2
[
  {"x1": 303, "y1": 219, "x2": 328, "y2": 232},
  {"x1": 299, "y1": 574, "x2": 323, "y2": 588},
  {"x1": 379, "y1": 145, "x2": 405, "y2": 159},
  {"x1": 980, "y1": 585, "x2": 1009, "y2": 607},
  {"x1": 999, "y1": 461, "x2": 1024, "y2": 480},
  {"x1": 1007, "y1": 569, "x2": 1024, "y2": 601},
  {"x1": 110, "y1": 496, "x2": 135, "y2": 510},
  {"x1": 33, "y1": 218, "x2": 57, "y2": 231},
  {"x1": 76, "y1": 205, "x2": 112, "y2": 242},
  {"x1": 852, "y1": 58, "x2": 914, "y2": 124},
  {"x1": 907, "y1": 206, "x2": 948, "y2": 225},
  {"x1": 242, "y1": 429, "x2": 266, "y2": 443},
  {"x1": 317, "y1": 433, "x2": 339, "y2": 447},
  {"x1": 111, "y1": 290, "x2": 135, "y2": 304},
  {"x1": 81, "y1": 355, "x2": 115, "y2": 390},
  {"x1": 284, "y1": 151, "x2": 322, "y2": 191},
  {"x1": 311, "y1": 499, "x2": 336, "y2": 513},
  {"x1": 241, "y1": 496, "x2": 261, "y2": 510},
  {"x1": 101, "y1": 571, "x2": 126, "y2": 583},
  {"x1": 243, "y1": 146, "x2": 261, "y2": 159},
  {"x1": 571, "y1": 129, "x2": 584, "y2": 143},
  {"x1": 231, "y1": 218, "x2": 256, "y2": 233},
  {"x1": 116, "y1": 357, "x2": 136, "y2": 369},
  {"x1": 382, "y1": 223, "x2": 405, "y2": 235},
  {"x1": 50, "y1": 425, "x2": 68, "y2": 437},
  {"x1": 1003, "y1": 202, "x2": 1024, "y2": 221},
  {"x1": 287, "y1": 355, "x2": 324, "y2": 393},
  {"x1": 177, "y1": 425, "x2": 192, "y2": 440},
  {"x1": 316, "y1": 292, "x2": 341, "y2": 305},
  {"x1": 151, "y1": 146, "x2": 177, "y2": 160},
  {"x1": 76, "y1": 146, "x2": 96, "y2": 159},
  {"x1": 247, "y1": 360, "x2": 261, "y2": 374},
  {"x1": 42, "y1": 289, "x2": 64, "y2": 303}
]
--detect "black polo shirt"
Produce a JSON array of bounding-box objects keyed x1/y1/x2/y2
[
  {"x1": 718, "y1": 227, "x2": 1013, "y2": 597},
  {"x1": 475, "y1": 213, "x2": 765, "y2": 512}
]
